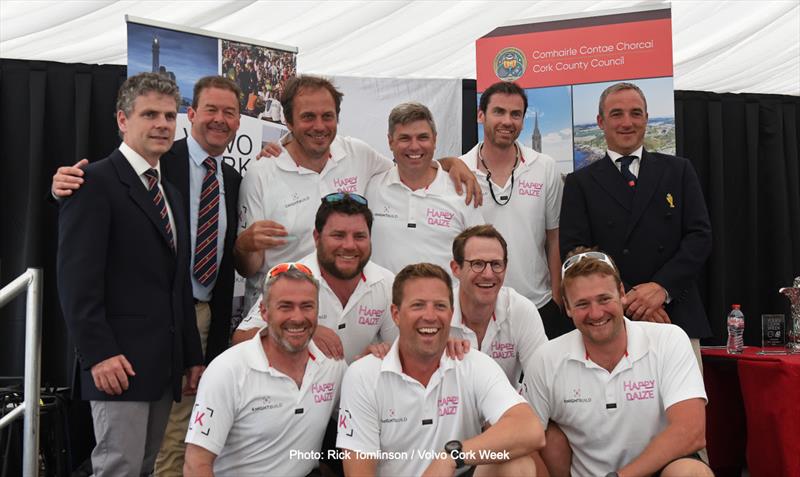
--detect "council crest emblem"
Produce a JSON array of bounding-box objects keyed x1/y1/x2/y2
[{"x1": 493, "y1": 47, "x2": 526, "y2": 81}]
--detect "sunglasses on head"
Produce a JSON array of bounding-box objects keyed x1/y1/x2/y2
[
  {"x1": 267, "y1": 262, "x2": 314, "y2": 279},
  {"x1": 321, "y1": 192, "x2": 368, "y2": 206},
  {"x1": 561, "y1": 251, "x2": 617, "y2": 278}
]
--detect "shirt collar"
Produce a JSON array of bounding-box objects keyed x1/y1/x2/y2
[
  {"x1": 186, "y1": 134, "x2": 223, "y2": 168},
  {"x1": 451, "y1": 285, "x2": 507, "y2": 330},
  {"x1": 380, "y1": 338, "x2": 455, "y2": 380},
  {"x1": 565, "y1": 318, "x2": 649, "y2": 366},
  {"x1": 384, "y1": 164, "x2": 449, "y2": 196},
  {"x1": 243, "y1": 329, "x2": 325, "y2": 373},
  {"x1": 119, "y1": 142, "x2": 161, "y2": 178},
  {"x1": 464, "y1": 141, "x2": 532, "y2": 174},
  {"x1": 607, "y1": 146, "x2": 644, "y2": 163}
]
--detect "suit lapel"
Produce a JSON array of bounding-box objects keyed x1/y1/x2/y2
[
  {"x1": 625, "y1": 149, "x2": 665, "y2": 240},
  {"x1": 590, "y1": 154, "x2": 635, "y2": 211},
  {"x1": 222, "y1": 165, "x2": 239, "y2": 245},
  {"x1": 162, "y1": 138, "x2": 191, "y2": 215},
  {"x1": 111, "y1": 152, "x2": 176, "y2": 252}
]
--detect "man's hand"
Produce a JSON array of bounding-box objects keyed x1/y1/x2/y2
[
  {"x1": 90, "y1": 354, "x2": 135, "y2": 396},
  {"x1": 235, "y1": 220, "x2": 289, "y2": 253},
  {"x1": 183, "y1": 365, "x2": 205, "y2": 396},
  {"x1": 445, "y1": 338, "x2": 471, "y2": 360},
  {"x1": 439, "y1": 157, "x2": 482, "y2": 207},
  {"x1": 359, "y1": 341, "x2": 391, "y2": 359},
  {"x1": 255, "y1": 141, "x2": 282, "y2": 159},
  {"x1": 421, "y1": 452, "x2": 457, "y2": 477},
  {"x1": 312, "y1": 325, "x2": 344, "y2": 360},
  {"x1": 641, "y1": 307, "x2": 672, "y2": 324},
  {"x1": 52, "y1": 158, "x2": 88, "y2": 198},
  {"x1": 621, "y1": 282, "x2": 668, "y2": 321}
]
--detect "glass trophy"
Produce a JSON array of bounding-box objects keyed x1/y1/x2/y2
[{"x1": 758, "y1": 314, "x2": 786, "y2": 355}]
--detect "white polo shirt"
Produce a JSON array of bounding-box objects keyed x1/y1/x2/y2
[
  {"x1": 185, "y1": 334, "x2": 347, "y2": 477},
  {"x1": 366, "y1": 165, "x2": 485, "y2": 274},
  {"x1": 237, "y1": 253, "x2": 397, "y2": 363},
  {"x1": 459, "y1": 143, "x2": 562, "y2": 307},
  {"x1": 450, "y1": 286, "x2": 548, "y2": 390},
  {"x1": 237, "y1": 136, "x2": 392, "y2": 311},
  {"x1": 522, "y1": 319, "x2": 707, "y2": 476},
  {"x1": 336, "y1": 340, "x2": 526, "y2": 476}
]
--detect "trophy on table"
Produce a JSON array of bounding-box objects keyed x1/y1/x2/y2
[{"x1": 778, "y1": 276, "x2": 800, "y2": 354}]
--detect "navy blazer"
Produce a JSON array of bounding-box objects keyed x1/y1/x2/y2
[
  {"x1": 161, "y1": 138, "x2": 242, "y2": 365},
  {"x1": 559, "y1": 150, "x2": 713, "y2": 338},
  {"x1": 57, "y1": 149, "x2": 203, "y2": 401}
]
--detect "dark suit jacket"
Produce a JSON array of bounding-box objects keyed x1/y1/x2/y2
[
  {"x1": 161, "y1": 138, "x2": 242, "y2": 365},
  {"x1": 559, "y1": 150, "x2": 713, "y2": 338},
  {"x1": 57, "y1": 149, "x2": 203, "y2": 401}
]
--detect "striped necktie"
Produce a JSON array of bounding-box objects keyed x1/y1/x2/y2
[
  {"x1": 616, "y1": 155, "x2": 637, "y2": 188},
  {"x1": 194, "y1": 158, "x2": 220, "y2": 286},
  {"x1": 143, "y1": 168, "x2": 175, "y2": 252}
]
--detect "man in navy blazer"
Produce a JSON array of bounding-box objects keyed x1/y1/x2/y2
[
  {"x1": 57, "y1": 72, "x2": 203, "y2": 477},
  {"x1": 559, "y1": 82, "x2": 712, "y2": 353},
  {"x1": 53, "y1": 76, "x2": 243, "y2": 476}
]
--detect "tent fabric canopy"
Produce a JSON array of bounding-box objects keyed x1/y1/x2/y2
[{"x1": 1, "y1": 0, "x2": 798, "y2": 95}]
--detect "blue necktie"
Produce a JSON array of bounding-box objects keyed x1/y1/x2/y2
[
  {"x1": 193, "y1": 158, "x2": 220, "y2": 286},
  {"x1": 616, "y1": 156, "x2": 637, "y2": 188}
]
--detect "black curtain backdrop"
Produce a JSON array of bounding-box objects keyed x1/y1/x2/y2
[{"x1": 1, "y1": 58, "x2": 798, "y2": 389}]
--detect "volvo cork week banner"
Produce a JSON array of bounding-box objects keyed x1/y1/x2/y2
[
  {"x1": 126, "y1": 16, "x2": 298, "y2": 320},
  {"x1": 126, "y1": 15, "x2": 298, "y2": 176},
  {"x1": 476, "y1": 6, "x2": 675, "y2": 175}
]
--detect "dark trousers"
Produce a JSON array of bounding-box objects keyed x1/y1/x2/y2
[{"x1": 538, "y1": 299, "x2": 575, "y2": 339}]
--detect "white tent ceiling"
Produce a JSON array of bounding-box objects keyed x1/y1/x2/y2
[{"x1": 1, "y1": 0, "x2": 798, "y2": 95}]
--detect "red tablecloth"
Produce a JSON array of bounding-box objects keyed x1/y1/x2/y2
[{"x1": 702, "y1": 347, "x2": 800, "y2": 477}]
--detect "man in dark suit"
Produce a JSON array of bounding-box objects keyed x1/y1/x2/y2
[
  {"x1": 559, "y1": 82, "x2": 712, "y2": 358},
  {"x1": 57, "y1": 72, "x2": 203, "y2": 477},
  {"x1": 53, "y1": 75, "x2": 243, "y2": 476}
]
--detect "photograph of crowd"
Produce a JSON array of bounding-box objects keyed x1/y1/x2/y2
[{"x1": 221, "y1": 39, "x2": 297, "y2": 121}]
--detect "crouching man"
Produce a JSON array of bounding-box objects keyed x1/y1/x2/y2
[
  {"x1": 184, "y1": 263, "x2": 347, "y2": 476},
  {"x1": 337, "y1": 263, "x2": 543, "y2": 476},
  {"x1": 524, "y1": 248, "x2": 712, "y2": 477}
]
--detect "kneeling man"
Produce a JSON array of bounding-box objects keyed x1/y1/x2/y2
[
  {"x1": 337, "y1": 263, "x2": 543, "y2": 476},
  {"x1": 524, "y1": 248, "x2": 712, "y2": 477},
  {"x1": 184, "y1": 263, "x2": 347, "y2": 476}
]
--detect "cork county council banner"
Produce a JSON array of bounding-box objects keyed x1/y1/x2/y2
[
  {"x1": 126, "y1": 15, "x2": 298, "y2": 177},
  {"x1": 476, "y1": 6, "x2": 675, "y2": 175}
]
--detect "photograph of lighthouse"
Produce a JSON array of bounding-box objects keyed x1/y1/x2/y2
[{"x1": 127, "y1": 22, "x2": 218, "y2": 113}]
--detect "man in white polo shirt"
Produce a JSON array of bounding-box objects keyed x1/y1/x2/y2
[
  {"x1": 337, "y1": 263, "x2": 543, "y2": 476},
  {"x1": 461, "y1": 81, "x2": 566, "y2": 338},
  {"x1": 184, "y1": 263, "x2": 347, "y2": 477},
  {"x1": 232, "y1": 192, "x2": 397, "y2": 363},
  {"x1": 523, "y1": 248, "x2": 712, "y2": 477},
  {"x1": 235, "y1": 76, "x2": 479, "y2": 313},
  {"x1": 449, "y1": 225, "x2": 548, "y2": 390},
  {"x1": 367, "y1": 103, "x2": 485, "y2": 274}
]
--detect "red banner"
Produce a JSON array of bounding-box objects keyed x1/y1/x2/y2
[{"x1": 476, "y1": 17, "x2": 672, "y2": 91}]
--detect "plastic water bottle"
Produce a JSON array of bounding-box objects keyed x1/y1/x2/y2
[{"x1": 726, "y1": 304, "x2": 745, "y2": 354}]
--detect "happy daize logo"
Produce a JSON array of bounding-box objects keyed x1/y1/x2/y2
[{"x1": 493, "y1": 47, "x2": 526, "y2": 81}]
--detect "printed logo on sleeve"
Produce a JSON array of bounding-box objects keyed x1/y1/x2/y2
[
  {"x1": 188, "y1": 404, "x2": 215, "y2": 436},
  {"x1": 338, "y1": 409, "x2": 353, "y2": 436}
]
